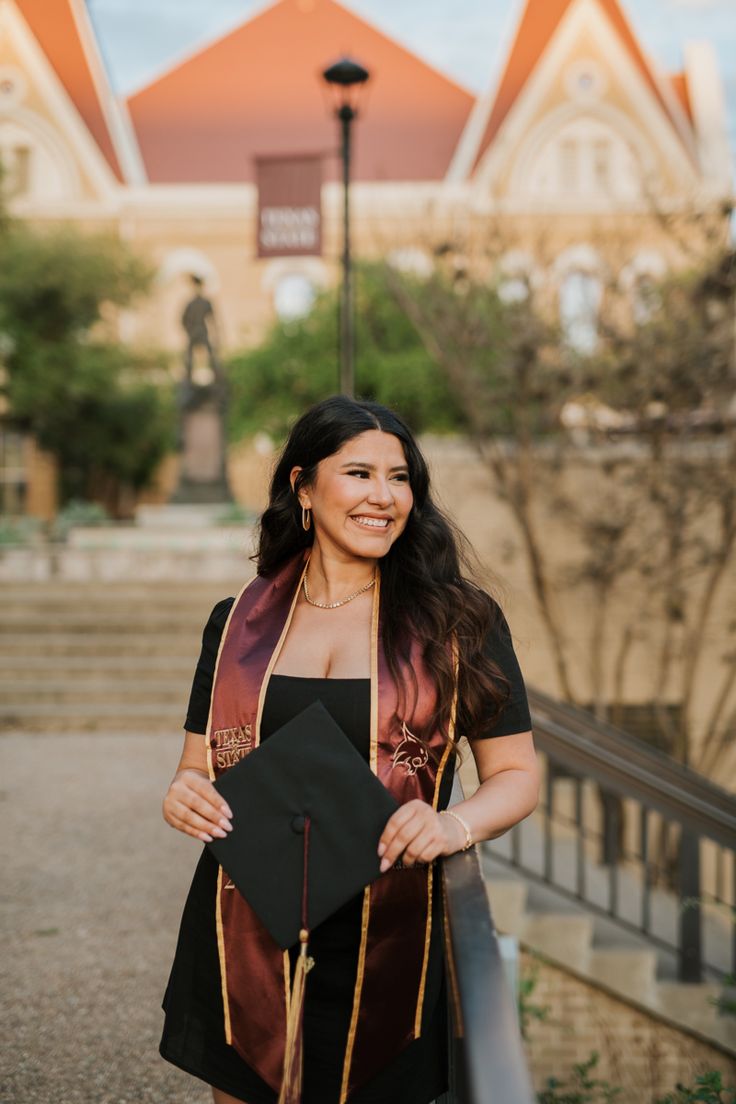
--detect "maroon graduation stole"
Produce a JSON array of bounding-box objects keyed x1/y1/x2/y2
[{"x1": 205, "y1": 550, "x2": 456, "y2": 1102}]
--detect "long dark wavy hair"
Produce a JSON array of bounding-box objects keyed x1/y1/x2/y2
[{"x1": 255, "y1": 395, "x2": 511, "y2": 753}]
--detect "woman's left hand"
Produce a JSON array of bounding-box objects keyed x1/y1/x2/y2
[{"x1": 377, "y1": 799, "x2": 465, "y2": 872}]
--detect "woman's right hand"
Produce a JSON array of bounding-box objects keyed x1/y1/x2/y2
[{"x1": 162, "y1": 768, "x2": 233, "y2": 843}]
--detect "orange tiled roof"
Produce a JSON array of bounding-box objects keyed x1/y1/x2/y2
[
  {"x1": 472, "y1": 0, "x2": 691, "y2": 172},
  {"x1": 126, "y1": 0, "x2": 474, "y2": 184},
  {"x1": 16, "y1": 0, "x2": 124, "y2": 181}
]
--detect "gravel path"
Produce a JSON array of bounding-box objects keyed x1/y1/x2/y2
[{"x1": 1, "y1": 732, "x2": 212, "y2": 1104}]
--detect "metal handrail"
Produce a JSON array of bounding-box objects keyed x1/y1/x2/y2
[
  {"x1": 441, "y1": 846, "x2": 535, "y2": 1104},
  {"x1": 528, "y1": 687, "x2": 736, "y2": 848},
  {"x1": 505, "y1": 686, "x2": 736, "y2": 982}
]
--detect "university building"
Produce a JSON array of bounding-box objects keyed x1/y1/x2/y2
[{"x1": 0, "y1": 0, "x2": 732, "y2": 512}]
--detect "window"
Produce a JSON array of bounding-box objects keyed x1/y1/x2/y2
[
  {"x1": 560, "y1": 138, "x2": 579, "y2": 192},
  {"x1": 592, "y1": 140, "x2": 610, "y2": 191},
  {"x1": 632, "y1": 275, "x2": 659, "y2": 325},
  {"x1": 619, "y1": 252, "x2": 666, "y2": 325},
  {"x1": 0, "y1": 145, "x2": 30, "y2": 199},
  {"x1": 273, "y1": 273, "x2": 316, "y2": 322},
  {"x1": 559, "y1": 271, "x2": 602, "y2": 353},
  {"x1": 498, "y1": 277, "x2": 530, "y2": 304},
  {"x1": 521, "y1": 115, "x2": 642, "y2": 204}
]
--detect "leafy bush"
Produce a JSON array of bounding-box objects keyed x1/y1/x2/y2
[
  {"x1": 215, "y1": 503, "x2": 257, "y2": 526},
  {"x1": 226, "y1": 262, "x2": 463, "y2": 441},
  {"x1": 0, "y1": 222, "x2": 174, "y2": 514},
  {"x1": 538, "y1": 1051, "x2": 622, "y2": 1104},
  {"x1": 0, "y1": 515, "x2": 43, "y2": 546},
  {"x1": 50, "y1": 499, "x2": 110, "y2": 542},
  {"x1": 655, "y1": 1071, "x2": 736, "y2": 1104}
]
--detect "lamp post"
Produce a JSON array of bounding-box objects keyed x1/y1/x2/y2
[{"x1": 322, "y1": 56, "x2": 370, "y2": 398}]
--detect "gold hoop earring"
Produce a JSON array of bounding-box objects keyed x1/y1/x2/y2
[{"x1": 302, "y1": 506, "x2": 311, "y2": 531}]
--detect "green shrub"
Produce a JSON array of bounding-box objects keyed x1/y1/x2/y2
[
  {"x1": 0, "y1": 515, "x2": 43, "y2": 546},
  {"x1": 537, "y1": 1051, "x2": 622, "y2": 1104},
  {"x1": 50, "y1": 499, "x2": 110, "y2": 541},
  {"x1": 226, "y1": 262, "x2": 463, "y2": 441},
  {"x1": 655, "y1": 1071, "x2": 736, "y2": 1103}
]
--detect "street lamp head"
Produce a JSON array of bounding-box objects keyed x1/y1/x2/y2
[{"x1": 322, "y1": 56, "x2": 370, "y2": 118}]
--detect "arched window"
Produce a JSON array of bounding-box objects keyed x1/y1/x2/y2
[
  {"x1": 273, "y1": 273, "x2": 316, "y2": 322},
  {"x1": 619, "y1": 252, "x2": 667, "y2": 325},
  {"x1": 158, "y1": 248, "x2": 219, "y2": 291},
  {"x1": 516, "y1": 113, "x2": 643, "y2": 205},
  {"x1": 496, "y1": 250, "x2": 542, "y2": 304},
  {"x1": 559, "y1": 271, "x2": 602, "y2": 353}
]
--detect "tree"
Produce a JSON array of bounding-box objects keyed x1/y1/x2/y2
[
  {"x1": 384, "y1": 244, "x2": 736, "y2": 782},
  {"x1": 0, "y1": 221, "x2": 174, "y2": 515},
  {"x1": 226, "y1": 262, "x2": 463, "y2": 440}
]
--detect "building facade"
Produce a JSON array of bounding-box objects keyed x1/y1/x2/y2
[{"x1": 0, "y1": 0, "x2": 732, "y2": 512}]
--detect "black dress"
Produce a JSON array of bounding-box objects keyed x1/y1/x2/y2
[{"x1": 159, "y1": 599, "x2": 532, "y2": 1104}]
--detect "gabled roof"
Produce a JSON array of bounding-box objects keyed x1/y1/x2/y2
[
  {"x1": 14, "y1": 0, "x2": 130, "y2": 182},
  {"x1": 669, "y1": 73, "x2": 692, "y2": 123},
  {"x1": 126, "y1": 0, "x2": 475, "y2": 184},
  {"x1": 470, "y1": 0, "x2": 693, "y2": 173}
]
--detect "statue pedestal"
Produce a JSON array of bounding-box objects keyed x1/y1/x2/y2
[{"x1": 170, "y1": 383, "x2": 232, "y2": 505}]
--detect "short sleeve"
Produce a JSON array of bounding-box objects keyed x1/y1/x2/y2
[
  {"x1": 472, "y1": 608, "x2": 532, "y2": 739},
  {"x1": 183, "y1": 597, "x2": 235, "y2": 734}
]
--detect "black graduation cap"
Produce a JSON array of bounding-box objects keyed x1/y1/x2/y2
[{"x1": 207, "y1": 699, "x2": 400, "y2": 950}]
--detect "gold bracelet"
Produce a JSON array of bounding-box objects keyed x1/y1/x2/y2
[{"x1": 440, "y1": 809, "x2": 473, "y2": 852}]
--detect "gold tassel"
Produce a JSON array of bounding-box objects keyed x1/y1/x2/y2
[{"x1": 278, "y1": 928, "x2": 315, "y2": 1104}]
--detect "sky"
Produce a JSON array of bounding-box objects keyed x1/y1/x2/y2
[{"x1": 88, "y1": 0, "x2": 736, "y2": 158}]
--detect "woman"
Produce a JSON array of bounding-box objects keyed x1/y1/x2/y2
[{"x1": 160, "y1": 396, "x2": 539, "y2": 1104}]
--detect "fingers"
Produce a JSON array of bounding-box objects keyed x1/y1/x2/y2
[
  {"x1": 186, "y1": 772, "x2": 233, "y2": 820},
  {"x1": 378, "y1": 801, "x2": 444, "y2": 872},
  {"x1": 398, "y1": 828, "x2": 438, "y2": 868},
  {"x1": 163, "y1": 772, "x2": 233, "y2": 843},
  {"x1": 166, "y1": 807, "x2": 218, "y2": 844}
]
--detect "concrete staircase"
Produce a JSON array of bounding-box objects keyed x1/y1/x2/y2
[
  {"x1": 0, "y1": 581, "x2": 244, "y2": 734},
  {"x1": 482, "y1": 844, "x2": 736, "y2": 1054},
  {"x1": 451, "y1": 748, "x2": 736, "y2": 1056},
  {"x1": 3, "y1": 579, "x2": 734, "y2": 1061}
]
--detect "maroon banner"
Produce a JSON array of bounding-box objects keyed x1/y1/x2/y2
[{"x1": 256, "y1": 154, "x2": 322, "y2": 258}]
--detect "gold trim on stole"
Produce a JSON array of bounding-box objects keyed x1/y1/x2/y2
[
  {"x1": 205, "y1": 574, "x2": 259, "y2": 1046},
  {"x1": 253, "y1": 557, "x2": 309, "y2": 1020},
  {"x1": 339, "y1": 572, "x2": 381, "y2": 1104},
  {"x1": 412, "y1": 640, "x2": 459, "y2": 1036},
  {"x1": 253, "y1": 557, "x2": 309, "y2": 754}
]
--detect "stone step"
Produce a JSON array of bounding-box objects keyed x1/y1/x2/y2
[
  {"x1": 0, "y1": 678, "x2": 190, "y2": 705},
  {"x1": 520, "y1": 912, "x2": 595, "y2": 972},
  {"x1": 0, "y1": 614, "x2": 216, "y2": 634},
  {"x1": 481, "y1": 866, "x2": 736, "y2": 1055},
  {"x1": 0, "y1": 655, "x2": 195, "y2": 675},
  {"x1": 654, "y1": 981, "x2": 728, "y2": 1032},
  {"x1": 588, "y1": 947, "x2": 658, "y2": 1004},
  {"x1": 0, "y1": 634, "x2": 199, "y2": 657},
  {"x1": 0, "y1": 701, "x2": 184, "y2": 733},
  {"x1": 0, "y1": 584, "x2": 238, "y2": 602},
  {"x1": 485, "y1": 879, "x2": 530, "y2": 935}
]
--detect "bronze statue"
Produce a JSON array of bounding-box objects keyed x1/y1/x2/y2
[
  {"x1": 171, "y1": 274, "x2": 231, "y2": 503},
  {"x1": 181, "y1": 274, "x2": 220, "y2": 385}
]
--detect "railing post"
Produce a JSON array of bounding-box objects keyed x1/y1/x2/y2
[
  {"x1": 600, "y1": 788, "x2": 622, "y2": 865},
  {"x1": 678, "y1": 828, "x2": 702, "y2": 982}
]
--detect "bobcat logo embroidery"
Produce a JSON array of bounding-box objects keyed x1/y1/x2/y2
[{"x1": 391, "y1": 722, "x2": 429, "y2": 776}]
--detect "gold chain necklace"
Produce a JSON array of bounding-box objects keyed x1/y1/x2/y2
[{"x1": 302, "y1": 571, "x2": 375, "y2": 610}]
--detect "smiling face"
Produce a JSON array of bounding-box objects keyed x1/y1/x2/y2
[{"x1": 292, "y1": 429, "x2": 414, "y2": 563}]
